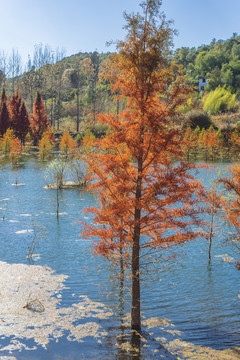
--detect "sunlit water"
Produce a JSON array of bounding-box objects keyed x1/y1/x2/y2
[{"x1": 0, "y1": 158, "x2": 239, "y2": 359}]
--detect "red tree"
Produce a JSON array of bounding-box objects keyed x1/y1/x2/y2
[
  {"x1": 9, "y1": 93, "x2": 30, "y2": 143},
  {"x1": 1, "y1": 88, "x2": 7, "y2": 103},
  {"x1": 83, "y1": 0, "x2": 206, "y2": 332},
  {"x1": 0, "y1": 88, "x2": 9, "y2": 136},
  {"x1": 0, "y1": 102, "x2": 10, "y2": 136},
  {"x1": 30, "y1": 92, "x2": 49, "y2": 141}
]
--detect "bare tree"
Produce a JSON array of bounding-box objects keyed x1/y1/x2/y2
[
  {"x1": 8, "y1": 48, "x2": 22, "y2": 93},
  {"x1": 54, "y1": 47, "x2": 66, "y2": 63},
  {"x1": 0, "y1": 50, "x2": 9, "y2": 88}
]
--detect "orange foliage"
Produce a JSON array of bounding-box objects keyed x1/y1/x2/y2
[
  {"x1": 199, "y1": 126, "x2": 221, "y2": 158},
  {"x1": 81, "y1": 129, "x2": 95, "y2": 152},
  {"x1": 82, "y1": 1, "x2": 207, "y2": 331},
  {"x1": 182, "y1": 127, "x2": 199, "y2": 159},
  {"x1": 39, "y1": 128, "x2": 55, "y2": 160},
  {"x1": 0, "y1": 128, "x2": 23, "y2": 164},
  {"x1": 229, "y1": 130, "x2": 240, "y2": 156},
  {"x1": 30, "y1": 92, "x2": 49, "y2": 141},
  {"x1": 9, "y1": 93, "x2": 30, "y2": 143},
  {"x1": 83, "y1": 58, "x2": 206, "y2": 256},
  {"x1": 59, "y1": 130, "x2": 78, "y2": 158},
  {"x1": 219, "y1": 164, "x2": 240, "y2": 234}
]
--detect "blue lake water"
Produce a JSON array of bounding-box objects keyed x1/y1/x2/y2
[{"x1": 0, "y1": 158, "x2": 240, "y2": 359}]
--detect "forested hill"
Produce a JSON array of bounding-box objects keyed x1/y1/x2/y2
[
  {"x1": 3, "y1": 51, "x2": 114, "y2": 134},
  {"x1": 1, "y1": 35, "x2": 240, "y2": 134},
  {"x1": 173, "y1": 34, "x2": 240, "y2": 92}
]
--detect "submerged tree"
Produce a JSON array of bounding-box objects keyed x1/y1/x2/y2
[
  {"x1": 0, "y1": 128, "x2": 23, "y2": 164},
  {"x1": 45, "y1": 159, "x2": 66, "y2": 218},
  {"x1": 38, "y1": 128, "x2": 55, "y2": 160},
  {"x1": 83, "y1": 0, "x2": 206, "y2": 333}
]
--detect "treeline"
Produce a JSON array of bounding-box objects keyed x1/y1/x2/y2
[
  {"x1": 0, "y1": 90, "x2": 49, "y2": 144},
  {"x1": 182, "y1": 123, "x2": 240, "y2": 161},
  {"x1": 0, "y1": 47, "x2": 116, "y2": 135},
  {"x1": 0, "y1": 124, "x2": 94, "y2": 166},
  {"x1": 0, "y1": 84, "x2": 96, "y2": 164},
  {"x1": 1, "y1": 36, "x2": 240, "y2": 135},
  {"x1": 0, "y1": 44, "x2": 66, "y2": 79},
  {"x1": 174, "y1": 33, "x2": 240, "y2": 92}
]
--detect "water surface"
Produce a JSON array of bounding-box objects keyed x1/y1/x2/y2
[{"x1": 0, "y1": 159, "x2": 239, "y2": 359}]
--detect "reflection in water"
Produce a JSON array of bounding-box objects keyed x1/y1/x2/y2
[{"x1": 0, "y1": 160, "x2": 240, "y2": 358}]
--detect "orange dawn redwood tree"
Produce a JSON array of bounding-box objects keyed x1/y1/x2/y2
[
  {"x1": 30, "y1": 92, "x2": 50, "y2": 142},
  {"x1": 9, "y1": 93, "x2": 30, "y2": 143},
  {"x1": 82, "y1": 0, "x2": 206, "y2": 332}
]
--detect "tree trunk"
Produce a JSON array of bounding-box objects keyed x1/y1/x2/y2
[
  {"x1": 131, "y1": 217, "x2": 141, "y2": 331},
  {"x1": 209, "y1": 209, "x2": 214, "y2": 263},
  {"x1": 131, "y1": 163, "x2": 142, "y2": 331},
  {"x1": 56, "y1": 187, "x2": 59, "y2": 219},
  {"x1": 119, "y1": 243, "x2": 125, "y2": 334},
  {"x1": 76, "y1": 89, "x2": 80, "y2": 132}
]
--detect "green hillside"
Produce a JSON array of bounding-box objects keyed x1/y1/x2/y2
[{"x1": 174, "y1": 33, "x2": 240, "y2": 92}]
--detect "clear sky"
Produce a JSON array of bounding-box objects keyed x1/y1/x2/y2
[{"x1": 1, "y1": 0, "x2": 240, "y2": 63}]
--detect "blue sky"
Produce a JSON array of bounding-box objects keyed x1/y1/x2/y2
[{"x1": 1, "y1": 0, "x2": 240, "y2": 63}]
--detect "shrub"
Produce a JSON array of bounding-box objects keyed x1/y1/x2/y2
[
  {"x1": 186, "y1": 109, "x2": 213, "y2": 129},
  {"x1": 202, "y1": 86, "x2": 239, "y2": 115},
  {"x1": 89, "y1": 122, "x2": 109, "y2": 138}
]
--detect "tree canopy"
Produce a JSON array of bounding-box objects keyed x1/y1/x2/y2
[{"x1": 83, "y1": 0, "x2": 206, "y2": 333}]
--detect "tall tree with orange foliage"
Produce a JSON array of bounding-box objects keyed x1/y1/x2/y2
[
  {"x1": 83, "y1": 0, "x2": 206, "y2": 332},
  {"x1": 30, "y1": 92, "x2": 49, "y2": 142},
  {"x1": 9, "y1": 93, "x2": 30, "y2": 143}
]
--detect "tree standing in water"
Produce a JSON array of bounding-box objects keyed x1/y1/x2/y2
[{"x1": 83, "y1": 0, "x2": 206, "y2": 333}]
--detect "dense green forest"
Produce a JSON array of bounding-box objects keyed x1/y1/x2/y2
[{"x1": 174, "y1": 33, "x2": 240, "y2": 92}]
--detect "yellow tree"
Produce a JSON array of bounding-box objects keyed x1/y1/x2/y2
[
  {"x1": 0, "y1": 128, "x2": 23, "y2": 164},
  {"x1": 38, "y1": 128, "x2": 55, "y2": 160},
  {"x1": 59, "y1": 130, "x2": 78, "y2": 159}
]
